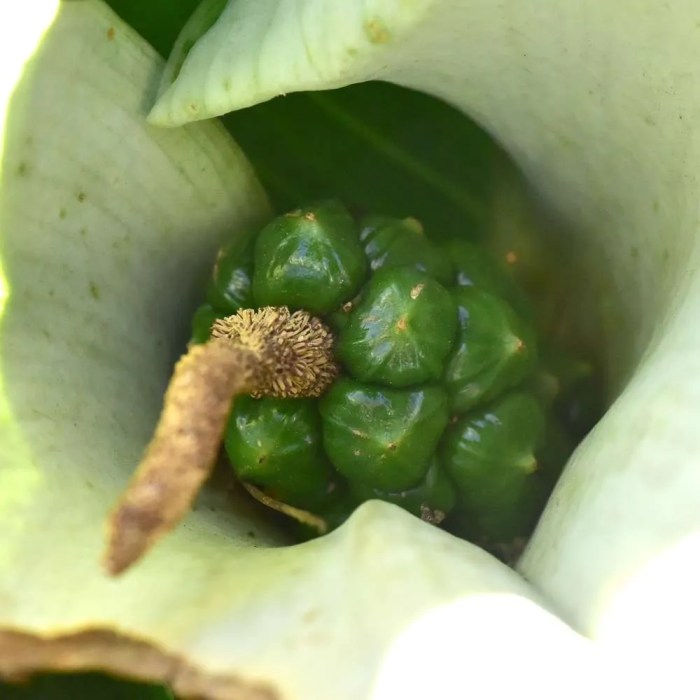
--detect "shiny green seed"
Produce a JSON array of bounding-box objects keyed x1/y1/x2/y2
[
  {"x1": 206, "y1": 234, "x2": 255, "y2": 314},
  {"x1": 349, "y1": 457, "x2": 457, "y2": 522},
  {"x1": 444, "y1": 286, "x2": 537, "y2": 413},
  {"x1": 189, "y1": 303, "x2": 225, "y2": 345},
  {"x1": 320, "y1": 378, "x2": 449, "y2": 491},
  {"x1": 337, "y1": 267, "x2": 457, "y2": 386},
  {"x1": 360, "y1": 215, "x2": 454, "y2": 285},
  {"x1": 441, "y1": 392, "x2": 546, "y2": 542},
  {"x1": 252, "y1": 200, "x2": 368, "y2": 314},
  {"x1": 225, "y1": 396, "x2": 336, "y2": 510}
]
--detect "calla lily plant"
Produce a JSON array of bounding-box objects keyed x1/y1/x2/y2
[{"x1": 1, "y1": 1, "x2": 699, "y2": 698}]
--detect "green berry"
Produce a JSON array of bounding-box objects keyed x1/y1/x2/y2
[
  {"x1": 360, "y1": 215, "x2": 454, "y2": 285},
  {"x1": 225, "y1": 396, "x2": 336, "y2": 510},
  {"x1": 206, "y1": 235, "x2": 255, "y2": 314},
  {"x1": 320, "y1": 378, "x2": 449, "y2": 491},
  {"x1": 446, "y1": 239, "x2": 530, "y2": 317},
  {"x1": 189, "y1": 303, "x2": 225, "y2": 345},
  {"x1": 252, "y1": 200, "x2": 368, "y2": 314},
  {"x1": 441, "y1": 392, "x2": 546, "y2": 542},
  {"x1": 186, "y1": 201, "x2": 597, "y2": 544},
  {"x1": 337, "y1": 267, "x2": 457, "y2": 386},
  {"x1": 349, "y1": 457, "x2": 457, "y2": 521},
  {"x1": 443, "y1": 286, "x2": 537, "y2": 413},
  {"x1": 527, "y1": 349, "x2": 603, "y2": 440}
]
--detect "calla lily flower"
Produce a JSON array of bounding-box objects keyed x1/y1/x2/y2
[{"x1": 2, "y1": 1, "x2": 699, "y2": 698}]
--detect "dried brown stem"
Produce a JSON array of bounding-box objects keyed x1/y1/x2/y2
[
  {"x1": 105, "y1": 339, "x2": 257, "y2": 575},
  {"x1": 240, "y1": 482, "x2": 328, "y2": 535},
  {"x1": 104, "y1": 307, "x2": 338, "y2": 576}
]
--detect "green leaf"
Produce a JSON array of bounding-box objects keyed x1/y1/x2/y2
[
  {"x1": 106, "y1": 0, "x2": 202, "y2": 57},
  {"x1": 0, "y1": 673, "x2": 173, "y2": 700},
  {"x1": 222, "y1": 84, "x2": 504, "y2": 241}
]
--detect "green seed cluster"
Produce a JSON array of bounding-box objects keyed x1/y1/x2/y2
[{"x1": 190, "y1": 200, "x2": 596, "y2": 549}]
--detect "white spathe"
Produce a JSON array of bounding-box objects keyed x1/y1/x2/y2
[
  {"x1": 0, "y1": 3, "x2": 602, "y2": 700},
  {"x1": 2, "y1": 0, "x2": 699, "y2": 697},
  {"x1": 151, "y1": 0, "x2": 700, "y2": 689}
]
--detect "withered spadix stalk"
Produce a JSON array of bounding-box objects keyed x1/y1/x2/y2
[{"x1": 104, "y1": 307, "x2": 338, "y2": 576}]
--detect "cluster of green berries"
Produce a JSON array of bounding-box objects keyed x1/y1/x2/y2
[{"x1": 191, "y1": 200, "x2": 596, "y2": 548}]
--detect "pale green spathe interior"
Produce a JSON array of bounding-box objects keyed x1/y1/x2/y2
[
  {"x1": 0, "y1": 3, "x2": 604, "y2": 700},
  {"x1": 4, "y1": 0, "x2": 700, "y2": 696},
  {"x1": 150, "y1": 0, "x2": 700, "y2": 683}
]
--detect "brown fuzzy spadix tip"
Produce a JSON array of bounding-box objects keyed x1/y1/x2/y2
[
  {"x1": 211, "y1": 307, "x2": 338, "y2": 398},
  {"x1": 104, "y1": 306, "x2": 338, "y2": 575}
]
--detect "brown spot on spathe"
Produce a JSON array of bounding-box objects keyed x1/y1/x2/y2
[{"x1": 365, "y1": 18, "x2": 391, "y2": 44}]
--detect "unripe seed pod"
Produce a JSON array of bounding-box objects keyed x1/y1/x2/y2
[
  {"x1": 337, "y1": 267, "x2": 457, "y2": 386},
  {"x1": 252, "y1": 200, "x2": 368, "y2": 315},
  {"x1": 206, "y1": 234, "x2": 256, "y2": 314},
  {"x1": 320, "y1": 378, "x2": 450, "y2": 491},
  {"x1": 225, "y1": 396, "x2": 337, "y2": 510},
  {"x1": 109, "y1": 202, "x2": 592, "y2": 575},
  {"x1": 360, "y1": 215, "x2": 454, "y2": 285},
  {"x1": 349, "y1": 458, "x2": 457, "y2": 523},
  {"x1": 441, "y1": 392, "x2": 546, "y2": 542},
  {"x1": 444, "y1": 286, "x2": 537, "y2": 412}
]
